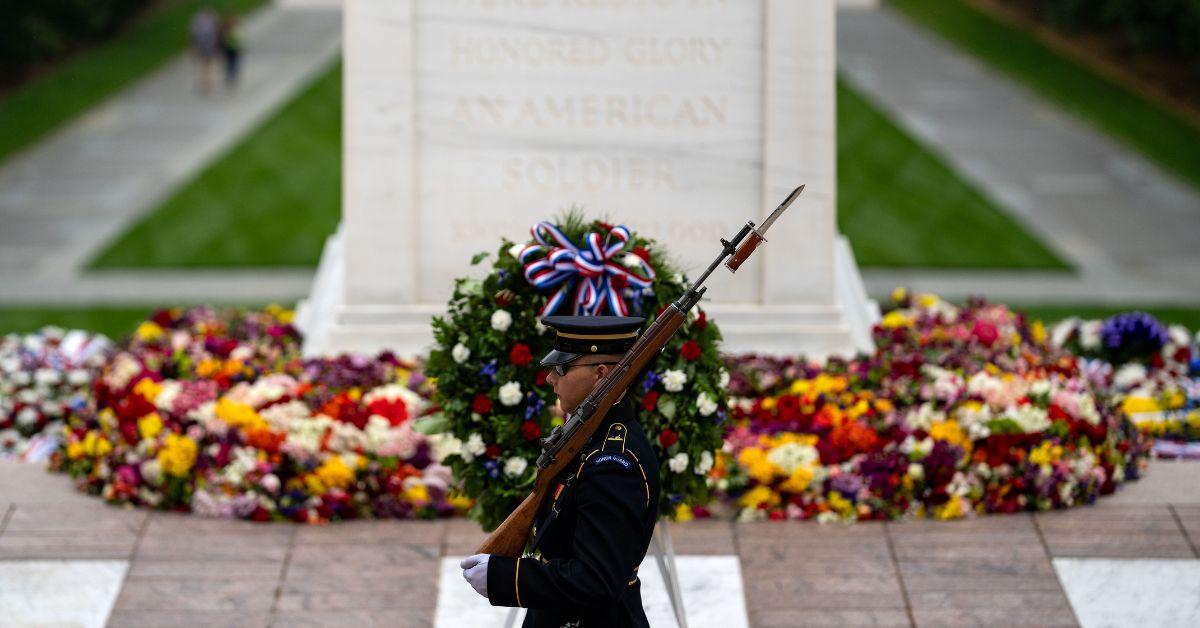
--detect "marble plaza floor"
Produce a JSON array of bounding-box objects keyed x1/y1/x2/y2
[{"x1": 1, "y1": 459, "x2": 1198, "y2": 627}]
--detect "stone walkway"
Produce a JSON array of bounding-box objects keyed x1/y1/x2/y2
[
  {"x1": 840, "y1": 6, "x2": 1200, "y2": 305},
  {"x1": 1, "y1": 458, "x2": 1198, "y2": 627},
  {"x1": 0, "y1": 4, "x2": 340, "y2": 305}
]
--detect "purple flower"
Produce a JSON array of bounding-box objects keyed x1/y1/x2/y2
[
  {"x1": 480, "y1": 360, "x2": 498, "y2": 384},
  {"x1": 1100, "y1": 312, "x2": 1168, "y2": 363},
  {"x1": 641, "y1": 370, "x2": 660, "y2": 392}
]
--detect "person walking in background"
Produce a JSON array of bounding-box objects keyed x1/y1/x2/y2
[
  {"x1": 189, "y1": 6, "x2": 220, "y2": 93},
  {"x1": 220, "y1": 12, "x2": 244, "y2": 89}
]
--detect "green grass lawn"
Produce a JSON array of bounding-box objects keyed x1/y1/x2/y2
[
  {"x1": 890, "y1": 0, "x2": 1200, "y2": 193},
  {"x1": 837, "y1": 80, "x2": 1067, "y2": 269},
  {"x1": 1017, "y1": 305, "x2": 1200, "y2": 332},
  {"x1": 89, "y1": 60, "x2": 1064, "y2": 271},
  {"x1": 89, "y1": 61, "x2": 342, "y2": 268},
  {"x1": 0, "y1": 305, "x2": 162, "y2": 340},
  {"x1": 0, "y1": 0, "x2": 267, "y2": 165}
]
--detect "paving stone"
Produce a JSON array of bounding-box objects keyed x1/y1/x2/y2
[
  {"x1": 442, "y1": 518, "x2": 489, "y2": 555},
  {"x1": 294, "y1": 520, "x2": 445, "y2": 546},
  {"x1": 660, "y1": 520, "x2": 736, "y2": 555},
  {"x1": 0, "y1": 531, "x2": 137, "y2": 559},
  {"x1": 288, "y1": 543, "x2": 439, "y2": 567},
  {"x1": 135, "y1": 534, "x2": 290, "y2": 562},
  {"x1": 127, "y1": 559, "x2": 285, "y2": 580},
  {"x1": 106, "y1": 610, "x2": 272, "y2": 627},
  {"x1": 911, "y1": 606, "x2": 1077, "y2": 627},
  {"x1": 900, "y1": 573, "x2": 1065, "y2": 593},
  {"x1": 1169, "y1": 504, "x2": 1200, "y2": 554},
  {"x1": 748, "y1": 608, "x2": 912, "y2": 627},
  {"x1": 891, "y1": 541, "x2": 1048, "y2": 562},
  {"x1": 907, "y1": 590, "x2": 1073, "y2": 610},
  {"x1": 898, "y1": 557, "x2": 1057, "y2": 578},
  {"x1": 3, "y1": 502, "x2": 146, "y2": 533},
  {"x1": 275, "y1": 587, "x2": 438, "y2": 612},
  {"x1": 270, "y1": 609, "x2": 434, "y2": 627},
  {"x1": 1040, "y1": 534, "x2": 1194, "y2": 559},
  {"x1": 112, "y1": 578, "x2": 279, "y2": 612}
]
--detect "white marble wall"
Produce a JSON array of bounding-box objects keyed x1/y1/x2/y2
[{"x1": 298, "y1": 0, "x2": 877, "y2": 358}]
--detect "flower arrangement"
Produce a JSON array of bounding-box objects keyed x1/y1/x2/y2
[
  {"x1": 717, "y1": 291, "x2": 1148, "y2": 522},
  {"x1": 427, "y1": 213, "x2": 728, "y2": 530},
  {"x1": 51, "y1": 306, "x2": 465, "y2": 523},
  {"x1": 0, "y1": 327, "x2": 112, "y2": 460},
  {"x1": 1049, "y1": 313, "x2": 1199, "y2": 456}
]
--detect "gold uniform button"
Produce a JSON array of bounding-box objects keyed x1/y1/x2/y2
[{"x1": 590, "y1": 345, "x2": 598, "y2": 352}]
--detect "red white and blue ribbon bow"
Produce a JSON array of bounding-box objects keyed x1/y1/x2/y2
[{"x1": 519, "y1": 222, "x2": 656, "y2": 316}]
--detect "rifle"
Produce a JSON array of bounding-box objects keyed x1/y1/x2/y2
[{"x1": 477, "y1": 185, "x2": 805, "y2": 557}]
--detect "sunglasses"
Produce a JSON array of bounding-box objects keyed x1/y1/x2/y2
[{"x1": 552, "y1": 361, "x2": 618, "y2": 377}]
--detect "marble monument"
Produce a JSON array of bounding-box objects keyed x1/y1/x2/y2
[{"x1": 297, "y1": 0, "x2": 879, "y2": 357}]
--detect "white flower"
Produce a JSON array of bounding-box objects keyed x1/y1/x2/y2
[
  {"x1": 508, "y1": 242, "x2": 526, "y2": 258},
  {"x1": 504, "y1": 457, "x2": 528, "y2": 477},
  {"x1": 718, "y1": 369, "x2": 730, "y2": 389},
  {"x1": 907, "y1": 463, "x2": 924, "y2": 480},
  {"x1": 621, "y1": 253, "x2": 643, "y2": 269},
  {"x1": 662, "y1": 369, "x2": 687, "y2": 392},
  {"x1": 668, "y1": 452, "x2": 689, "y2": 473},
  {"x1": 1008, "y1": 405, "x2": 1051, "y2": 433},
  {"x1": 694, "y1": 451, "x2": 714, "y2": 475},
  {"x1": 34, "y1": 368, "x2": 60, "y2": 386},
  {"x1": 1050, "y1": 318, "x2": 1078, "y2": 348},
  {"x1": 1168, "y1": 325, "x2": 1190, "y2": 347},
  {"x1": 766, "y1": 442, "x2": 818, "y2": 473},
  {"x1": 260, "y1": 473, "x2": 281, "y2": 493},
  {"x1": 16, "y1": 407, "x2": 39, "y2": 427},
  {"x1": 499, "y1": 381, "x2": 523, "y2": 407},
  {"x1": 139, "y1": 459, "x2": 163, "y2": 487},
  {"x1": 1079, "y1": 321, "x2": 1102, "y2": 351},
  {"x1": 462, "y1": 433, "x2": 486, "y2": 462},
  {"x1": 696, "y1": 392, "x2": 717, "y2": 416},
  {"x1": 491, "y1": 310, "x2": 513, "y2": 332},
  {"x1": 451, "y1": 343, "x2": 471, "y2": 364},
  {"x1": 66, "y1": 369, "x2": 90, "y2": 386},
  {"x1": 1113, "y1": 363, "x2": 1148, "y2": 391},
  {"x1": 535, "y1": 319, "x2": 547, "y2": 335}
]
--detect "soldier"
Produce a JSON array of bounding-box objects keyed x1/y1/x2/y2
[{"x1": 461, "y1": 315, "x2": 661, "y2": 627}]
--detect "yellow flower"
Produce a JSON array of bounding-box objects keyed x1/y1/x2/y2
[
  {"x1": 1164, "y1": 390, "x2": 1186, "y2": 410},
  {"x1": 135, "y1": 321, "x2": 164, "y2": 342},
  {"x1": 891, "y1": 287, "x2": 908, "y2": 303},
  {"x1": 196, "y1": 358, "x2": 222, "y2": 379},
  {"x1": 1029, "y1": 441, "x2": 1063, "y2": 470},
  {"x1": 98, "y1": 408, "x2": 118, "y2": 430},
  {"x1": 737, "y1": 485, "x2": 779, "y2": 510},
  {"x1": 760, "y1": 397, "x2": 777, "y2": 411},
  {"x1": 138, "y1": 413, "x2": 164, "y2": 440},
  {"x1": 448, "y1": 491, "x2": 474, "y2": 512},
  {"x1": 157, "y1": 434, "x2": 198, "y2": 476},
  {"x1": 929, "y1": 419, "x2": 968, "y2": 449},
  {"x1": 779, "y1": 466, "x2": 814, "y2": 493},
  {"x1": 81, "y1": 431, "x2": 112, "y2": 458},
  {"x1": 66, "y1": 441, "x2": 85, "y2": 460},
  {"x1": 933, "y1": 498, "x2": 966, "y2": 520},
  {"x1": 214, "y1": 399, "x2": 269, "y2": 432},
  {"x1": 133, "y1": 378, "x2": 163, "y2": 403},
  {"x1": 266, "y1": 303, "x2": 295, "y2": 324},
  {"x1": 917, "y1": 294, "x2": 939, "y2": 309},
  {"x1": 1030, "y1": 320, "x2": 1047, "y2": 345},
  {"x1": 1122, "y1": 396, "x2": 1160, "y2": 416},
  {"x1": 788, "y1": 379, "x2": 812, "y2": 396},
  {"x1": 881, "y1": 311, "x2": 914, "y2": 329},
  {"x1": 674, "y1": 503, "x2": 694, "y2": 522},
  {"x1": 827, "y1": 491, "x2": 853, "y2": 516},
  {"x1": 404, "y1": 484, "x2": 430, "y2": 505},
  {"x1": 315, "y1": 456, "x2": 355, "y2": 491}
]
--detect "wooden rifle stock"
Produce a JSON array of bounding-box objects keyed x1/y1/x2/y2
[{"x1": 477, "y1": 306, "x2": 687, "y2": 557}]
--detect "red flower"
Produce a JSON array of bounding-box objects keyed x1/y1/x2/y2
[
  {"x1": 486, "y1": 444, "x2": 502, "y2": 459},
  {"x1": 693, "y1": 310, "x2": 708, "y2": 331},
  {"x1": 659, "y1": 428, "x2": 678, "y2": 448},
  {"x1": 768, "y1": 510, "x2": 786, "y2": 521},
  {"x1": 250, "y1": 506, "x2": 272, "y2": 523},
  {"x1": 642, "y1": 391, "x2": 660, "y2": 411},
  {"x1": 681, "y1": 340, "x2": 702, "y2": 361},
  {"x1": 509, "y1": 343, "x2": 533, "y2": 367},
  {"x1": 535, "y1": 369, "x2": 549, "y2": 386},
  {"x1": 472, "y1": 393, "x2": 492, "y2": 415},
  {"x1": 632, "y1": 247, "x2": 652, "y2": 263},
  {"x1": 521, "y1": 421, "x2": 542, "y2": 441},
  {"x1": 972, "y1": 321, "x2": 999, "y2": 346},
  {"x1": 611, "y1": 273, "x2": 629, "y2": 290}
]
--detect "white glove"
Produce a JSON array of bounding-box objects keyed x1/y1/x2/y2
[{"x1": 460, "y1": 554, "x2": 490, "y2": 598}]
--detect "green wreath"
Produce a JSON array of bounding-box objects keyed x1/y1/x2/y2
[{"x1": 427, "y1": 213, "x2": 728, "y2": 530}]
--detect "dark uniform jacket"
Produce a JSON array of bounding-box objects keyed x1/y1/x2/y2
[{"x1": 487, "y1": 397, "x2": 661, "y2": 627}]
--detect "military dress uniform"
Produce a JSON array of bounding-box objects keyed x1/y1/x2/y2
[{"x1": 486, "y1": 316, "x2": 662, "y2": 628}]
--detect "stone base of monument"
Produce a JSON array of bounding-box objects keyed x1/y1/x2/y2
[{"x1": 296, "y1": 227, "x2": 879, "y2": 359}]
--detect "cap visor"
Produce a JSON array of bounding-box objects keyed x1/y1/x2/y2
[{"x1": 540, "y1": 349, "x2": 582, "y2": 367}]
